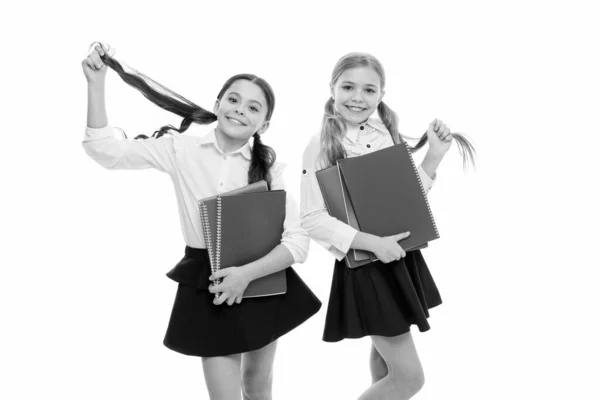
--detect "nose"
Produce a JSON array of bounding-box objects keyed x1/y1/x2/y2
[
  {"x1": 235, "y1": 107, "x2": 245, "y2": 116},
  {"x1": 350, "y1": 90, "x2": 364, "y2": 103}
]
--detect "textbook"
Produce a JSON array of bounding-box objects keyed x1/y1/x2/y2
[
  {"x1": 316, "y1": 166, "x2": 377, "y2": 268},
  {"x1": 198, "y1": 184, "x2": 287, "y2": 297},
  {"x1": 316, "y1": 143, "x2": 437, "y2": 268}
]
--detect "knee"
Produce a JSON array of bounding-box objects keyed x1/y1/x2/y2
[
  {"x1": 407, "y1": 370, "x2": 425, "y2": 395},
  {"x1": 242, "y1": 371, "x2": 273, "y2": 400},
  {"x1": 394, "y1": 368, "x2": 425, "y2": 398},
  {"x1": 388, "y1": 365, "x2": 425, "y2": 398}
]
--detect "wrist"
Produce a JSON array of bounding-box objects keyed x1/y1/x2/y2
[
  {"x1": 360, "y1": 232, "x2": 380, "y2": 253},
  {"x1": 87, "y1": 81, "x2": 106, "y2": 92},
  {"x1": 239, "y1": 264, "x2": 256, "y2": 283}
]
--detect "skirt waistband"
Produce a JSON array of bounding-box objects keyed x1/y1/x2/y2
[{"x1": 185, "y1": 246, "x2": 208, "y2": 258}]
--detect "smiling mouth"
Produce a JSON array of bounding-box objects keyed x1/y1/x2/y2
[
  {"x1": 345, "y1": 105, "x2": 366, "y2": 113},
  {"x1": 226, "y1": 116, "x2": 247, "y2": 126}
]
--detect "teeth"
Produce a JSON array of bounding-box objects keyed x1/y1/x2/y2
[
  {"x1": 227, "y1": 117, "x2": 243, "y2": 125},
  {"x1": 347, "y1": 106, "x2": 364, "y2": 112}
]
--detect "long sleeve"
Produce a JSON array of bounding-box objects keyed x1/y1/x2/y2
[
  {"x1": 82, "y1": 125, "x2": 177, "y2": 174},
  {"x1": 300, "y1": 136, "x2": 358, "y2": 261},
  {"x1": 417, "y1": 164, "x2": 435, "y2": 194},
  {"x1": 270, "y1": 162, "x2": 310, "y2": 264}
]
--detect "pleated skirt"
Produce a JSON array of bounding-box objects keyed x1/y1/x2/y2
[
  {"x1": 164, "y1": 246, "x2": 322, "y2": 357},
  {"x1": 323, "y1": 249, "x2": 442, "y2": 342}
]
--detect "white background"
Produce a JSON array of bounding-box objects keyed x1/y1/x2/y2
[{"x1": 2, "y1": 0, "x2": 599, "y2": 399}]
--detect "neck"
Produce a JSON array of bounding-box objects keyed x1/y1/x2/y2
[
  {"x1": 214, "y1": 126, "x2": 249, "y2": 154},
  {"x1": 343, "y1": 117, "x2": 369, "y2": 130}
]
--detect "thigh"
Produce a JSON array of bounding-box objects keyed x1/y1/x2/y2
[
  {"x1": 371, "y1": 332, "x2": 424, "y2": 382},
  {"x1": 202, "y1": 354, "x2": 242, "y2": 400},
  {"x1": 241, "y1": 340, "x2": 278, "y2": 385}
]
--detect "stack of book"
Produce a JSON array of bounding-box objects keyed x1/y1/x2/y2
[
  {"x1": 198, "y1": 181, "x2": 287, "y2": 297},
  {"x1": 316, "y1": 143, "x2": 439, "y2": 268}
]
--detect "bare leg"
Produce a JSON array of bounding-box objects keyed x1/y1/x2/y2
[
  {"x1": 240, "y1": 340, "x2": 278, "y2": 400},
  {"x1": 358, "y1": 332, "x2": 425, "y2": 400},
  {"x1": 370, "y1": 343, "x2": 389, "y2": 384},
  {"x1": 202, "y1": 354, "x2": 242, "y2": 400}
]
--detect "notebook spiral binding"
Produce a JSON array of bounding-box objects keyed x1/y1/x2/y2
[
  {"x1": 403, "y1": 142, "x2": 440, "y2": 239},
  {"x1": 215, "y1": 196, "x2": 222, "y2": 287},
  {"x1": 198, "y1": 197, "x2": 223, "y2": 299}
]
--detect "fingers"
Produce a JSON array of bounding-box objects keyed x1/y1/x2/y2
[
  {"x1": 213, "y1": 291, "x2": 230, "y2": 305},
  {"x1": 393, "y1": 231, "x2": 411, "y2": 241},
  {"x1": 209, "y1": 269, "x2": 228, "y2": 281},
  {"x1": 212, "y1": 291, "x2": 242, "y2": 306},
  {"x1": 89, "y1": 50, "x2": 104, "y2": 69},
  {"x1": 82, "y1": 57, "x2": 96, "y2": 70},
  {"x1": 439, "y1": 127, "x2": 452, "y2": 142},
  {"x1": 208, "y1": 282, "x2": 221, "y2": 294}
]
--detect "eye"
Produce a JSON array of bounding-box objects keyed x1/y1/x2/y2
[
  {"x1": 366, "y1": 88, "x2": 376, "y2": 93},
  {"x1": 228, "y1": 97, "x2": 237, "y2": 103},
  {"x1": 249, "y1": 106, "x2": 259, "y2": 112},
  {"x1": 342, "y1": 85, "x2": 353, "y2": 91}
]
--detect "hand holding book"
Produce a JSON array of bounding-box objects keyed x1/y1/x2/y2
[
  {"x1": 352, "y1": 231, "x2": 412, "y2": 264},
  {"x1": 208, "y1": 267, "x2": 251, "y2": 306}
]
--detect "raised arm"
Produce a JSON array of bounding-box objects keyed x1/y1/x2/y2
[{"x1": 81, "y1": 44, "x2": 176, "y2": 173}]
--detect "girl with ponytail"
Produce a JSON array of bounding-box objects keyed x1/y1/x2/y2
[
  {"x1": 82, "y1": 43, "x2": 320, "y2": 400},
  {"x1": 301, "y1": 52, "x2": 476, "y2": 400}
]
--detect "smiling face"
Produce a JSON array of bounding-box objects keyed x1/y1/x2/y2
[
  {"x1": 331, "y1": 66, "x2": 384, "y2": 128},
  {"x1": 213, "y1": 79, "x2": 270, "y2": 146}
]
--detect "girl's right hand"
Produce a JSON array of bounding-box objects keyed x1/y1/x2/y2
[
  {"x1": 82, "y1": 43, "x2": 113, "y2": 85},
  {"x1": 371, "y1": 232, "x2": 411, "y2": 263}
]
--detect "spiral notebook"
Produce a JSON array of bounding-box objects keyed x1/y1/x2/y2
[
  {"x1": 316, "y1": 166, "x2": 377, "y2": 268},
  {"x1": 337, "y1": 143, "x2": 439, "y2": 251},
  {"x1": 316, "y1": 143, "x2": 436, "y2": 268},
  {"x1": 198, "y1": 186, "x2": 287, "y2": 298}
]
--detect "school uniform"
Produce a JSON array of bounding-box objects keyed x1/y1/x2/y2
[
  {"x1": 83, "y1": 123, "x2": 321, "y2": 357},
  {"x1": 301, "y1": 118, "x2": 442, "y2": 342}
]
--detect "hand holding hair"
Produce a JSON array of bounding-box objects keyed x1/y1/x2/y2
[
  {"x1": 426, "y1": 118, "x2": 453, "y2": 156},
  {"x1": 81, "y1": 43, "x2": 114, "y2": 85}
]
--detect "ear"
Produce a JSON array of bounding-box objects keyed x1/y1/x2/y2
[
  {"x1": 213, "y1": 99, "x2": 220, "y2": 115},
  {"x1": 378, "y1": 89, "x2": 386, "y2": 105},
  {"x1": 257, "y1": 120, "x2": 270, "y2": 135},
  {"x1": 330, "y1": 84, "x2": 335, "y2": 101}
]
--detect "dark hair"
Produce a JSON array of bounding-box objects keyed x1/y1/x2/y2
[
  {"x1": 94, "y1": 44, "x2": 276, "y2": 186},
  {"x1": 322, "y1": 52, "x2": 476, "y2": 170}
]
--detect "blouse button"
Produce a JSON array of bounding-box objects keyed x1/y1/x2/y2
[
  {"x1": 302, "y1": 169, "x2": 307, "y2": 174},
  {"x1": 219, "y1": 182, "x2": 224, "y2": 186},
  {"x1": 366, "y1": 144, "x2": 371, "y2": 148},
  {"x1": 360, "y1": 126, "x2": 365, "y2": 130}
]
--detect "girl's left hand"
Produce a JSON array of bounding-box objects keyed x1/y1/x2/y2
[
  {"x1": 426, "y1": 118, "x2": 453, "y2": 155},
  {"x1": 208, "y1": 267, "x2": 251, "y2": 306}
]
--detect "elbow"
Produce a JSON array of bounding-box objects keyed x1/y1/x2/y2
[
  {"x1": 282, "y1": 233, "x2": 310, "y2": 265},
  {"x1": 82, "y1": 142, "x2": 120, "y2": 170}
]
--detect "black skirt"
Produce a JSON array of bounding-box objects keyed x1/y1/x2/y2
[
  {"x1": 163, "y1": 247, "x2": 322, "y2": 357},
  {"x1": 323, "y1": 250, "x2": 442, "y2": 342}
]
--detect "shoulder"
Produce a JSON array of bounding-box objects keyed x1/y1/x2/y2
[
  {"x1": 270, "y1": 161, "x2": 288, "y2": 190},
  {"x1": 271, "y1": 160, "x2": 287, "y2": 177}
]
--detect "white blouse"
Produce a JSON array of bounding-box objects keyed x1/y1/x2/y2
[
  {"x1": 300, "y1": 118, "x2": 435, "y2": 261},
  {"x1": 83, "y1": 123, "x2": 309, "y2": 263}
]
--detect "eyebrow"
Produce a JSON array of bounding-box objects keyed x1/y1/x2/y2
[
  {"x1": 228, "y1": 91, "x2": 263, "y2": 108},
  {"x1": 339, "y1": 81, "x2": 378, "y2": 88}
]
